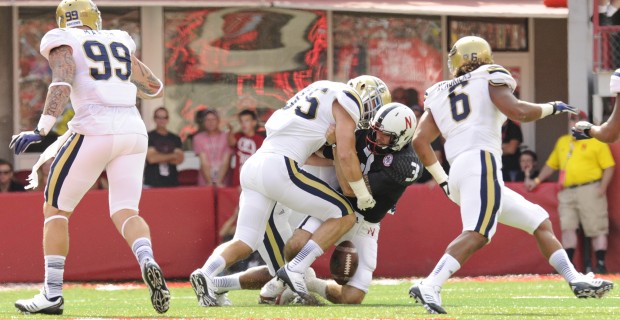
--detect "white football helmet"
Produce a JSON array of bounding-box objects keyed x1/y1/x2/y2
[{"x1": 366, "y1": 102, "x2": 416, "y2": 153}]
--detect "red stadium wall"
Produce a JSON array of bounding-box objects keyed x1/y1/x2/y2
[
  {"x1": 0, "y1": 187, "x2": 217, "y2": 283},
  {"x1": 2, "y1": 164, "x2": 619, "y2": 282}
]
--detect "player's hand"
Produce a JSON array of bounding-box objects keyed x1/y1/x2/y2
[
  {"x1": 572, "y1": 121, "x2": 593, "y2": 140},
  {"x1": 325, "y1": 125, "x2": 336, "y2": 146},
  {"x1": 548, "y1": 101, "x2": 577, "y2": 115},
  {"x1": 9, "y1": 130, "x2": 43, "y2": 155},
  {"x1": 356, "y1": 194, "x2": 376, "y2": 211}
]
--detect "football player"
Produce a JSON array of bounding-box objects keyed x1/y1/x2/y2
[
  {"x1": 572, "y1": 70, "x2": 620, "y2": 142},
  {"x1": 189, "y1": 76, "x2": 390, "y2": 306},
  {"x1": 263, "y1": 103, "x2": 422, "y2": 305},
  {"x1": 410, "y1": 36, "x2": 613, "y2": 314},
  {"x1": 10, "y1": 0, "x2": 170, "y2": 315}
]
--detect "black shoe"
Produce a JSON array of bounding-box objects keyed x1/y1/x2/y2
[
  {"x1": 142, "y1": 259, "x2": 171, "y2": 313},
  {"x1": 596, "y1": 264, "x2": 608, "y2": 274}
]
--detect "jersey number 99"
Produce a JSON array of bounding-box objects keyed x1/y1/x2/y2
[
  {"x1": 449, "y1": 81, "x2": 471, "y2": 122},
  {"x1": 83, "y1": 41, "x2": 131, "y2": 81},
  {"x1": 65, "y1": 11, "x2": 79, "y2": 21}
]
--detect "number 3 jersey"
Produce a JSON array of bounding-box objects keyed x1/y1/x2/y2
[
  {"x1": 259, "y1": 80, "x2": 363, "y2": 164},
  {"x1": 40, "y1": 28, "x2": 146, "y2": 136},
  {"x1": 324, "y1": 129, "x2": 423, "y2": 223},
  {"x1": 424, "y1": 64, "x2": 517, "y2": 164}
]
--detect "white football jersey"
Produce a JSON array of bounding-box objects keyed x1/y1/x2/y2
[
  {"x1": 610, "y1": 68, "x2": 620, "y2": 93},
  {"x1": 40, "y1": 28, "x2": 146, "y2": 136},
  {"x1": 259, "y1": 80, "x2": 363, "y2": 164},
  {"x1": 424, "y1": 64, "x2": 517, "y2": 164}
]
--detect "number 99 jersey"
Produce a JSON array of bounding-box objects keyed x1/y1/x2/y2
[
  {"x1": 260, "y1": 80, "x2": 364, "y2": 164},
  {"x1": 40, "y1": 28, "x2": 146, "y2": 136},
  {"x1": 424, "y1": 64, "x2": 517, "y2": 164}
]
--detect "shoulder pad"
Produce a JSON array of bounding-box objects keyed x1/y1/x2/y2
[
  {"x1": 335, "y1": 84, "x2": 363, "y2": 124},
  {"x1": 40, "y1": 28, "x2": 77, "y2": 60},
  {"x1": 478, "y1": 64, "x2": 517, "y2": 93}
]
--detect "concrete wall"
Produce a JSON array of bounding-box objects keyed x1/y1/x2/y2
[{"x1": 534, "y1": 18, "x2": 569, "y2": 169}]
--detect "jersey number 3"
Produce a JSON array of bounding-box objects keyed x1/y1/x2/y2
[
  {"x1": 83, "y1": 40, "x2": 131, "y2": 81},
  {"x1": 449, "y1": 81, "x2": 471, "y2": 122}
]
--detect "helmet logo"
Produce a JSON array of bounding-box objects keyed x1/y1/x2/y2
[
  {"x1": 383, "y1": 154, "x2": 393, "y2": 167},
  {"x1": 405, "y1": 116, "x2": 413, "y2": 129}
]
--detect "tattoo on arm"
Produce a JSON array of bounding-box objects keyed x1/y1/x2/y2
[
  {"x1": 131, "y1": 57, "x2": 163, "y2": 97},
  {"x1": 44, "y1": 46, "x2": 75, "y2": 118}
]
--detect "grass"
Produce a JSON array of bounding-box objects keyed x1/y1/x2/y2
[{"x1": 0, "y1": 275, "x2": 618, "y2": 319}]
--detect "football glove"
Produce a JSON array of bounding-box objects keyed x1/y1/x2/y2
[
  {"x1": 548, "y1": 101, "x2": 577, "y2": 115},
  {"x1": 439, "y1": 181, "x2": 450, "y2": 198},
  {"x1": 572, "y1": 121, "x2": 593, "y2": 140},
  {"x1": 9, "y1": 130, "x2": 43, "y2": 155},
  {"x1": 356, "y1": 194, "x2": 376, "y2": 211}
]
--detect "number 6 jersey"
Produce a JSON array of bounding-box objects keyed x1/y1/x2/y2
[
  {"x1": 40, "y1": 28, "x2": 146, "y2": 136},
  {"x1": 423, "y1": 64, "x2": 517, "y2": 164}
]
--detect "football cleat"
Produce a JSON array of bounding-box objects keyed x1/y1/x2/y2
[
  {"x1": 569, "y1": 272, "x2": 614, "y2": 298},
  {"x1": 189, "y1": 269, "x2": 219, "y2": 307},
  {"x1": 215, "y1": 291, "x2": 232, "y2": 306},
  {"x1": 141, "y1": 259, "x2": 170, "y2": 313},
  {"x1": 15, "y1": 292, "x2": 64, "y2": 315},
  {"x1": 408, "y1": 281, "x2": 447, "y2": 314},
  {"x1": 276, "y1": 266, "x2": 318, "y2": 305},
  {"x1": 259, "y1": 277, "x2": 286, "y2": 304},
  {"x1": 277, "y1": 287, "x2": 297, "y2": 305}
]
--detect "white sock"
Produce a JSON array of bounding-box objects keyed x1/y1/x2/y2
[
  {"x1": 607, "y1": 5, "x2": 619, "y2": 17},
  {"x1": 213, "y1": 273, "x2": 241, "y2": 292},
  {"x1": 307, "y1": 277, "x2": 328, "y2": 299},
  {"x1": 131, "y1": 238, "x2": 154, "y2": 268},
  {"x1": 549, "y1": 249, "x2": 580, "y2": 282},
  {"x1": 202, "y1": 255, "x2": 226, "y2": 278},
  {"x1": 44, "y1": 255, "x2": 65, "y2": 299},
  {"x1": 425, "y1": 254, "x2": 461, "y2": 287},
  {"x1": 287, "y1": 240, "x2": 324, "y2": 274}
]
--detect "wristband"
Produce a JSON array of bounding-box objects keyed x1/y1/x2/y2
[
  {"x1": 540, "y1": 103, "x2": 554, "y2": 119},
  {"x1": 141, "y1": 78, "x2": 164, "y2": 98},
  {"x1": 36, "y1": 114, "x2": 57, "y2": 136},
  {"x1": 426, "y1": 162, "x2": 448, "y2": 184},
  {"x1": 349, "y1": 178, "x2": 371, "y2": 199},
  {"x1": 49, "y1": 82, "x2": 73, "y2": 90}
]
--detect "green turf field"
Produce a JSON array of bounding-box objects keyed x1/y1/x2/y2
[{"x1": 1, "y1": 276, "x2": 618, "y2": 319}]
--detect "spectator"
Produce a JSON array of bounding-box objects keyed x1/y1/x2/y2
[
  {"x1": 228, "y1": 109, "x2": 265, "y2": 187},
  {"x1": 193, "y1": 109, "x2": 232, "y2": 187},
  {"x1": 599, "y1": 0, "x2": 620, "y2": 25},
  {"x1": 144, "y1": 107, "x2": 184, "y2": 188},
  {"x1": 391, "y1": 87, "x2": 407, "y2": 105},
  {"x1": 526, "y1": 112, "x2": 615, "y2": 273},
  {"x1": 0, "y1": 159, "x2": 25, "y2": 192},
  {"x1": 501, "y1": 119, "x2": 523, "y2": 182},
  {"x1": 514, "y1": 150, "x2": 539, "y2": 182}
]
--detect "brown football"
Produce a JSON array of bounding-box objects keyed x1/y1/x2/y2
[{"x1": 330, "y1": 240, "x2": 359, "y2": 285}]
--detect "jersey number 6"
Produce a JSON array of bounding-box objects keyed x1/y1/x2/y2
[
  {"x1": 449, "y1": 81, "x2": 471, "y2": 122},
  {"x1": 83, "y1": 40, "x2": 132, "y2": 81}
]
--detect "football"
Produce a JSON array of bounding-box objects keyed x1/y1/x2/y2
[{"x1": 330, "y1": 240, "x2": 359, "y2": 285}]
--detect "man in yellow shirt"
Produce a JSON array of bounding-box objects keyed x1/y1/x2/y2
[{"x1": 527, "y1": 113, "x2": 615, "y2": 273}]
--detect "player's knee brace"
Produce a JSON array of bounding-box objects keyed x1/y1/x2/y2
[
  {"x1": 43, "y1": 215, "x2": 69, "y2": 225},
  {"x1": 120, "y1": 215, "x2": 141, "y2": 239}
]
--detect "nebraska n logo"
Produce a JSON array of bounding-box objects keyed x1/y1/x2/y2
[{"x1": 405, "y1": 116, "x2": 413, "y2": 129}]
